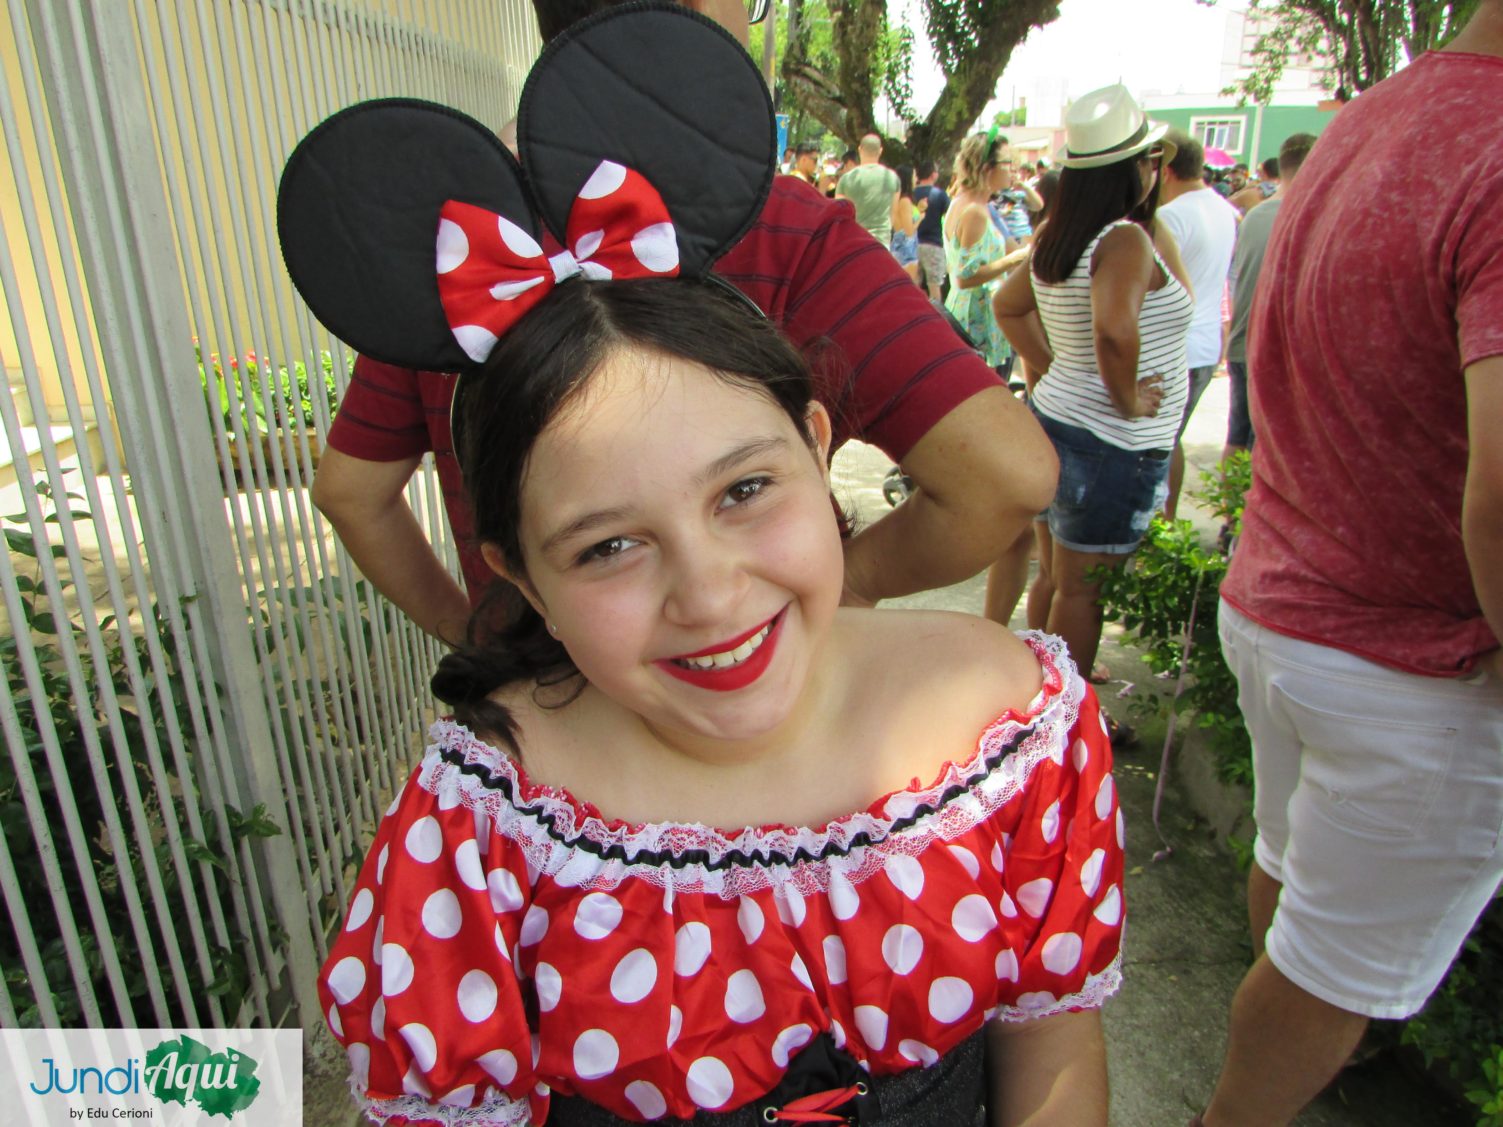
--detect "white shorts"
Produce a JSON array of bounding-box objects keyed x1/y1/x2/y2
[{"x1": 1218, "y1": 601, "x2": 1503, "y2": 1019}]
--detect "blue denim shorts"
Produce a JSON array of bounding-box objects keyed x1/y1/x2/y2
[{"x1": 1033, "y1": 408, "x2": 1171, "y2": 554}]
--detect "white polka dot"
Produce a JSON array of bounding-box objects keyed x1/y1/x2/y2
[
  {"x1": 625, "y1": 1080, "x2": 667, "y2": 1118},
  {"x1": 574, "y1": 229, "x2": 604, "y2": 261},
  {"x1": 1117, "y1": 808, "x2": 1126, "y2": 848},
  {"x1": 687, "y1": 1056, "x2": 735, "y2": 1109},
  {"x1": 458, "y1": 969, "x2": 499, "y2": 1023},
  {"x1": 476, "y1": 1048, "x2": 517, "y2": 1086},
  {"x1": 376, "y1": 845, "x2": 389, "y2": 883},
  {"x1": 437, "y1": 784, "x2": 461, "y2": 812},
  {"x1": 1094, "y1": 884, "x2": 1123, "y2": 927},
  {"x1": 385, "y1": 793, "x2": 401, "y2": 818},
  {"x1": 853, "y1": 1005, "x2": 889, "y2": 1050},
  {"x1": 881, "y1": 923, "x2": 924, "y2": 975},
  {"x1": 1042, "y1": 931, "x2": 1084, "y2": 975},
  {"x1": 1041, "y1": 800, "x2": 1061, "y2": 844},
  {"x1": 995, "y1": 948, "x2": 1019, "y2": 982},
  {"x1": 520, "y1": 904, "x2": 549, "y2": 946},
  {"x1": 830, "y1": 1019, "x2": 847, "y2": 1049},
  {"x1": 885, "y1": 854, "x2": 926, "y2": 900},
  {"x1": 948, "y1": 845, "x2": 981, "y2": 880},
  {"x1": 1017, "y1": 878, "x2": 1055, "y2": 919},
  {"x1": 724, "y1": 968, "x2": 766, "y2": 1023},
  {"x1": 737, "y1": 897, "x2": 765, "y2": 944},
  {"x1": 630, "y1": 223, "x2": 679, "y2": 273},
  {"x1": 1017, "y1": 990, "x2": 1059, "y2": 1012},
  {"x1": 327, "y1": 1003, "x2": 343, "y2": 1038},
  {"x1": 578, "y1": 160, "x2": 628, "y2": 200},
  {"x1": 453, "y1": 841, "x2": 485, "y2": 892},
  {"x1": 573, "y1": 1029, "x2": 619, "y2": 1080},
  {"x1": 422, "y1": 889, "x2": 463, "y2": 939},
  {"x1": 610, "y1": 948, "x2": 658, "y2": 1004},
  {"x1": 436, "y1": 218, "x2": 469, "y2": 273},
  {"x1": 775, "y1": 885, "x2": 807, "y2": 927},
  {"x1": 381, "y1": 944, "x2": 414, "y2": 996},
  {"x1": 899, "y1": 1038, "x2": 939, "y2": 1066},
  {"x1": 370, "y1": 997, "x2": 386, "y2": 1040},
  {"x1": 452, "y1": 324, "x2": 499, "y2": 364},
  {"x1": 402, "y1": 1063, "x2": 430, "y2": 1097},
  {"x1": 489, "y1": 276, "x2": 547, "y2": 302},
  {"x1": 489, "y1": 868, "x2": 524, "y2": 913},
  {"x1": 400, "y1": 1022, "x2": 438, "y2": 1073},
  {"x1": 535, "y1": 962, "x2": 563, "y2": 1012},
  {"x1": 766, "y1": 1023, "x2": 812, "y2": 1069},
  {"x1": 828, "y1": 875, "x2": 861, "y2": 920},
  {"x1": 345, "y1": 889, "x2": 374, "y2": 932},
  {"x1": 326, "y1": 956, "x2": 366, "y2": 1005},
  {"x1": 991, "y1": 841, "x2": 1005, "y2": 872},
  {"x1": 952, "y1": 894, "x2": 999, "y2": 943},
  {"x1": 674, "y1": 921, "x2": 712, "y2": 976},
  {"x1": 1073, "y1": 737, "x2": 1090, "y2": 773},
  {"x1": 580, "y1": 259, "x2": 611, "y2": 282},
  {"x1": 790, "y1": 953, "x2": 813, "y2": 990},
  {"x1": 439, "y1": 1084, "x2": 476, "y2": 1108},
  {"x1": 999, "y1": 890, "x2": 1018, "y2": 918},
  {"x1": 928, "y1": 976, "x2": 974, "y2": 1023},
  {"x1": 347, "y1": 1043, "x2": 370, "y2": 1089},
  {"x1": 497, "y1": 215, "x2": 543, "y2": 259},
  {"x1": 1080, "y1": 849, "x2": 1106, "y2": 898},
  {"x1": 531, "y1": 1034, "x2": 541, "y2": 1069},
  {"x1": 493, "y1": 923, "x2": 511, "y2": 960},
  {"x1": 822, "y1": 935, "x2": 847, "y2": 985},
  {"x1": 1095, "y1": 775, "x2": 1115, "y2": 820},
  {"x1": 574, "y1": 892, "x2": 623, "y2": 940},
  {"x1": 667, "y1": 1005, "x2": 683, "y2": 1048},
  {"x1": 1098, "y1": 711, "x2": 1110, "y2": 738}
]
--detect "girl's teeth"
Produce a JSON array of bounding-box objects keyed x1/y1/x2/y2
[{"x1": 677, "y1": 622, "x2": 772, "y2": 670}]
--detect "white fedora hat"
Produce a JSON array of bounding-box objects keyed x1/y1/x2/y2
[{"x1": 1056, "y1": 85, "x2": 1174, "y2": 170}]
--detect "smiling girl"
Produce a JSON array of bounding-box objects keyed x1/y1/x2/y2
[{"x1": 279, "y1": 9, "x2": 1124, "y2": 1125}]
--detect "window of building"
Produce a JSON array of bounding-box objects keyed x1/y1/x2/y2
[{"x1": 1190, "y1": 116, "x2": 1245, "y2": 155}]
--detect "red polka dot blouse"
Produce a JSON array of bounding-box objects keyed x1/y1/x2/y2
[{"x1": 320, "y1": 634, "x2": 1125, "y2": 1124}]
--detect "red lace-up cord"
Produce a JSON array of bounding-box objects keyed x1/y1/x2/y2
[{"x1": 767, "y1": 1083, "x2": 865, "y2": 1123}]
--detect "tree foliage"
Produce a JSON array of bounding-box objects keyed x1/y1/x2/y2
[
  {"x1": 1203, "y1": 0, "x2": 1481, "y2": 103},
  {"x1": 775, "y1": 0, "x2": 1062, "y2": 166}
]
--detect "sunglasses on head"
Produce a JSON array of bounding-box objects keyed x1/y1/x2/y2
[
  {"x1": 748, "y1": 0, "x2": 771, "y2": 23},
  {"x1": 1143, "y1": 144, "x2": 1165, "y2": 162}
]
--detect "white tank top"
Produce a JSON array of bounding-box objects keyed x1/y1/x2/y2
[{"x1": 1030, "y1": 220, "x2": 1193, "y2": 451}]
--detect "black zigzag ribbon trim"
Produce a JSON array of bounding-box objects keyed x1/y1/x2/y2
[{"x1": 437, "y1": 720, "x2": 1038, "y2": 873}]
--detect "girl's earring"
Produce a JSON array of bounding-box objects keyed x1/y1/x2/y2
[{"x1": 547, "y1": 622, "x2": 559, "y2": 636}]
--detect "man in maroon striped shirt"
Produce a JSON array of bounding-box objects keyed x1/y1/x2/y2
[{"x1": 310, "y1": 0, "x2": 1056, "y2": 643}]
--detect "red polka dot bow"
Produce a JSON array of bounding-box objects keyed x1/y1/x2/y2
[{"x1": 434, "y1": 160, "x2": 680, "y2": 363}]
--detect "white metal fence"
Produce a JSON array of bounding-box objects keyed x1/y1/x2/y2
[{"x1": 1, "y1": 0, "x2": 540, "y2": 1032}]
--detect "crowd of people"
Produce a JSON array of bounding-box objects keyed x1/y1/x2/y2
[{"x1": 283, "y1": 0, "x2": 1503, "y2": 1124}]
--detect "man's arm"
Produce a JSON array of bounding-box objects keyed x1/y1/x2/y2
[
  {"x1": 1463, "y1": 355, "x2": 1503, "y2": 641},
  {"x1": 841, "y1": 386, "x2": 1057, "y2": 605},
  {"x1": 312, "y1": 448, "x2": 471, "y2": 645}
]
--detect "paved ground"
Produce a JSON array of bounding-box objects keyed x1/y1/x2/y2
[{"x1": 832, "y1": 375, "x2": 1465, "y2": 1126}]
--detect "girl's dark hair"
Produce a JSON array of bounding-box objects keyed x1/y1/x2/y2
[
  {"x1": 895, "y1": 163, "x2": 914, "y2": 199},
  {"x1": 1030, "y1": 157, "x2": 1160, "y2": 284},
  {"x1": 433, "y1": 278, "x2": 815, "y2": 746}
]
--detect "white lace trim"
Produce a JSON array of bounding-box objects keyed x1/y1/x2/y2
[
  {"x1": 351, "y1": 1076, "x2": 532, "y2": 1126},
  {"x1": 988, "y1": 952, "x2": 1123, "y2": 1024},
  {"x1": 423, "y1": 633, "x2": 1084, "y2": 897}
]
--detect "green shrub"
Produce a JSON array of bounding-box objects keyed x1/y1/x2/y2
[{"x1": 197, "y1": 344, "x2": 345, "y2": 438}]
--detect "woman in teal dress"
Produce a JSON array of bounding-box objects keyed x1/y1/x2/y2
[{"x1": 943, "y1": 131, "x2": 1030, "y2": 376}]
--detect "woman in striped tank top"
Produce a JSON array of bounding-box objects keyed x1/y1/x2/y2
[{"x1": 995, "y1": 85, "x2": 1194, "y2": 743}]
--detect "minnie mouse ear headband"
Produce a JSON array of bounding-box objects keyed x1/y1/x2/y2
[
  {"x1": 1055, "y1": 84, "x2": 1174, "y2": 170},
  {"x1": 276, "y1": 3, "x2": 775, "y2": 373}
]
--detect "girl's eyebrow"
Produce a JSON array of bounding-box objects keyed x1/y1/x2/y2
[{"x1": 538, "y1": 435, "x2": 792, "y2": 558}]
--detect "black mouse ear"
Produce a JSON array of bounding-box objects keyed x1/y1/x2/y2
[
  {"x1": 517, "y1": 3, "x2": 775, "y2": 277},
  {"x1": 277, "y1": 99, "x2": 539, "y2": 371}
]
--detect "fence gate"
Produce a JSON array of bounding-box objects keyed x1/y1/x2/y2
[{"x1": 0, "y1": 0, "x2": 540, "y2": 1034}]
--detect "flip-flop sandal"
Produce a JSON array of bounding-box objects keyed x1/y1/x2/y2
[{"x1": 1088, "y1": 662, "x2": 1111, "y2": 684}]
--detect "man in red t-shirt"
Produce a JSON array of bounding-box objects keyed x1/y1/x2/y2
[
  {"x1": 1197, "y1": 4, "x2": 1503, "y2": 1124},
  {"x1": 310, "y1": 0, "x2": 1055, "y2": 646}
]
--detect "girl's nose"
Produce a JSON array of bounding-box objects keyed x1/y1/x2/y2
[{"x1": 661, "y1": 539, "x2": 748, "y2": 628}]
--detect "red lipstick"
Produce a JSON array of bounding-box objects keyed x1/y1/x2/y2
[{"x1": 655, "y1": 610, "x2": 785, "y2": 692}]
